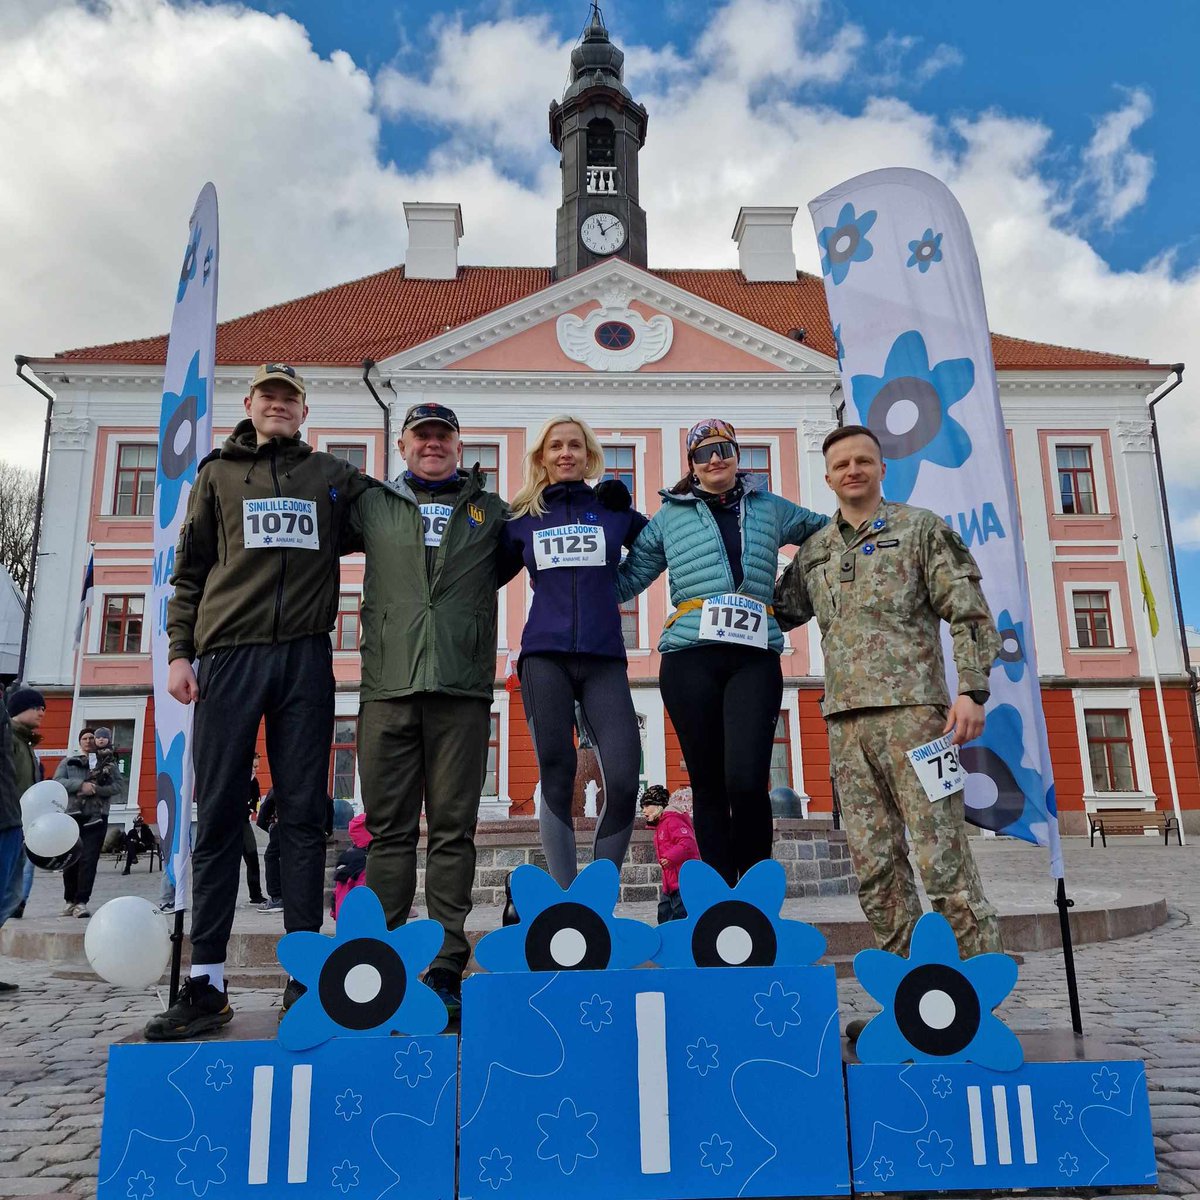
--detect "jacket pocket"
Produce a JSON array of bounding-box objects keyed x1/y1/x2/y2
[
  {"x1": 803, "y1": 552, "x2": 837, "y2": 625},
  {"x1": 214, "y1": 494, "x2": 227, "y2": 564}
]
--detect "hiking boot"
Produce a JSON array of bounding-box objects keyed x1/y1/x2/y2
[
  {"x1": 279, "y1": 977, "x2": 307, "y2": 1020},
  {"x1": 144, "y1": 975, "x2": 233, "y2": 1041},
  {"x1": 424, "y1": 967, "x2": 462, "y2": 1019}
]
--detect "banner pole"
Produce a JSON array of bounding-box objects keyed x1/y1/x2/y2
[
  {"x1": 1054, "y1": 878, "x2": 1083, "y2": 1035},
  {"x1": 168, "y1": 908, "x2": 186, "y2": 1006}
]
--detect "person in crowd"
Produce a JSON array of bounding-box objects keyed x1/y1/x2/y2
[
  {"x1": 89, "y1": 726, "x2": 118, "y2": 789},
  {"x1": 350, "y1": 402, "x2": 508, "y2": 1017},
  {"x1": 638, "y1": 783, "x2": 700, "y2": 923},
  {"x1": 145, "y1": 363, "x2": 372, "y2": 1040},
  {"x1": 617, "y1": 419, "x2": 827, "y2": 885},
  {"x1": 256, "y1": 787, "x2": 282, "y2": 912},
  {"x1": 500, "y1": 415, "x2": 647, "y2": 886},
  {"x1": 240, "y1": 754, "x2": 265, "y2": 906},
  {"x1": 121, "y1": 815, "x2": 160, "y2": 875},
  {"x1": 331, "y1": 812, "x2": 372, "y2": 920},
  {"x1": 773, "y1": 424, "x2": 1003, "y2": 984},
  {"x1": 57, "y1": 727, "x2": 124, "y2": 916},
  {"x1": 0, "y1": 688, "x2": 33, "y2": 990}
]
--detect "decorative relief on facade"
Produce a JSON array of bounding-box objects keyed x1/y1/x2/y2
[
  {"x1": 50, "y1": 414, "x2": 90, "y2": 450},
  {"x1": 556, "y1": 287, "x2": 673, "y2": 372},
  {"x1": 802, "y1": 418, "x2": 839, "y2": 450},
  {"x1": 1116, "y1": 419, "x2": 1153, "y2": 452}
]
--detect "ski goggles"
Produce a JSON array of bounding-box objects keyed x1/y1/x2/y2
[{"x1": 690, "y1": 440, "x2": 738, "y2": 465}]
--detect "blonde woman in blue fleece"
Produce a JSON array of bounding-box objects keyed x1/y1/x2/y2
[{"x1": 618, "y1": 419, "x2": 827, "y2": 885}]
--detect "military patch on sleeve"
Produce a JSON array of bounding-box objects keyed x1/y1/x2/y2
[{"x1": 468, "y1": 503, "x2": 485, "y2": 527}]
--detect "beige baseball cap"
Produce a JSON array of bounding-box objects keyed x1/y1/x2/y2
[{"x1": 250, "y1": 363, "x2": 306, "y2": 397}]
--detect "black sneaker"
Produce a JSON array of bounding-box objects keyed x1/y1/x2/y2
[
  {"x1": 279, "y1": 977, "x2": 307, "y2": 1020},
  {"x1": 0, "y1": 980, "x2": 18, "y2": 993},
  {"x1": 502, "y1": 874, "x2": 519, "y2": 927},
  {"x1": 11, "y1": 902, "x2": 23, "y2": 919},
  {"x1": 144, "y1": 975, "x2": 233, "y2": 1041},
  {"x1": 424, "y1": 967, "x2": 462, "y2": 1018}
]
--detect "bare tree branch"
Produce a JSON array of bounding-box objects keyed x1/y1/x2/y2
[{"x1": 0, "y1": 460, "x2": 37, "y2": 592}]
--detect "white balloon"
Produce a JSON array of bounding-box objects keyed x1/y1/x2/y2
[
  {"x1": 20, "y1": 780, "x2": 68, "y2": 828},
  {"x1": 84, "y1": 896, "x2": 171, "y2": 988},
  {"x1": 25, "y1": 812, "x2": 80, "y2": 858}
]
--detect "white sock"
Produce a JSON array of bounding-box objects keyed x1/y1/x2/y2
[{"x1": 191, "y1": 963, "x2": 225, "y2": 991}]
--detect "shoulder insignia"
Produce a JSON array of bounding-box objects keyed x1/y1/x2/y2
[{"x1": 468, "y1": 503, "x2": 485, "y2": 527}]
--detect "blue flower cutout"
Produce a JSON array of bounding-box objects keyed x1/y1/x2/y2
[
  {"x1": 535, "y1": 1098, "x2": 599, "y2": 1174},
  {"x1": 334, "y1": 1089, "x2": 362, "y2": 1122},
  {"x1": 907, "y1": 228, "x2": 944, "y2": 273},
  {"x1": 850, "y1": 329, "x2": 974, "y2": 504},
  {"x1": 818, "y1": 203, "x2": 876, "y2": 286},
  {"x1": 753, "y1": 980, "x2": 803, "y2": 1037},
  {"x1": 833, "y1": 323, "x2": 845, "y2": 369},
  {"x1": 157, "y1": 350, "x2": 210, "y2": 528},
  {"x1": 995, "y1": 609, "x2": 1027, "y2": 683},
  {"x1": 126, "y1": 1170, "x2": 155, "y2": 1200},
  {"x1": 478, "y1": 1147, "x2": 513, "y2": 1190},
  {"x1": 176, "y1": 1135, "x2": 227, "y2": 1198},
  {"x1": 916, "y1": 1130, "x2": 954, "y2": 1177},
  {"x1": 579, "y1": 994, "x2": 612, "y2": 1032},
  {"x1": 871, "y1": 518, "x2": 886, "y2": 530},
  {"x1": 930, "y1": 1073, "x2": 952, "y2": 1099},
  {"x1": 331, "y1": 1159, "x2": 360, "y2": 1193},
  {"x1": 873, "y1": 1156, "x2": 894, "y2": 1183},
  {"x1": 961, "y1": 704, "x2": 1051, "y2": 838},
  {"x1": 475, "y1": 860, "x2": 658, "y2": 973},
  {"x1": 686, "y1": 1037, "x2": 719, "y2": 1076},
  {"x1": 699, "y1": 1134, "x2": 734, "y2": 1176},
  {"x1": 1092, "y1": 1065, "x2": 1121, "y2": 1100},
  {"x1": 276, "y1": 885, "x2": 446, "y2": 1050},
  {"x1": 394, "y1": 1043, "x2": 434, "y2": 1087},
  {"x1": 654, "y1": 859, "x2": 825, "y2": 969},
  {"x1": 853, "y1": 911, "x2": 1021, "y2": 1070},
  {"x1": 204, "y1": 1059, "x2": 232, "y2": 1092},
  {"x1": 1053, "y1": 1100, "x2": 1074, "y2": 1124},
  {"x1": 862, "y1": 543, "x2": 875, "y2": 556},
  {"x1": 177, "y1": 224, "x2": 200, "y2": 304},
  {"x1": 584, "y1": 511, "x2": 598, "y2": 523},
  {"x1": 1059, "y1": 1151, "x2": 1080, "y2": 1178}
]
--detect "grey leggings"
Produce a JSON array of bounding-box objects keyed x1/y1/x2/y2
[{"x1": 519, "y1": 653, "x2": 641, "y2": 886}]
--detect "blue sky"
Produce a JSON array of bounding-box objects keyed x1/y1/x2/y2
[{"x1": 2, "y1": 0, "x2": 1199, "y2": 626}]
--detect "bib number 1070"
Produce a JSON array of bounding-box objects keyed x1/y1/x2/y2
[
  {"x1": 246, "y1": 511, "x2": 314, "y2": 537},
  {"x1": 242, "y1": 497, "x2": 320, "y2": 550}
]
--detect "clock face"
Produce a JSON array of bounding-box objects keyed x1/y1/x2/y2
[{"x1": 580, "y1": 213, "x2": 627, "y2": 255}]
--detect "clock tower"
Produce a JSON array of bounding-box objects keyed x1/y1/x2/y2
[{"x1": 550, "y1": 4, "x2": 649, "y2": 279}]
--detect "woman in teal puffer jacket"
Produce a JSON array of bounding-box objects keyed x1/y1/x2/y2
[{"x1": 617, "y1": 419, "x2": 828, "y2": 885}]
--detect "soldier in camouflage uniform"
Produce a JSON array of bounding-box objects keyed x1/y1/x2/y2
[{"x1": 774, "y1": 425, "x2": 1003, "y2": 959}]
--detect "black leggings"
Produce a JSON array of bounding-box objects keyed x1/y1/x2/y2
[
  {"x1": 659, "y1": 644, "x2": 783, "y2": 886},
  {"x1": 519, "y1": 653, "x2": 642, "y2": 886}
]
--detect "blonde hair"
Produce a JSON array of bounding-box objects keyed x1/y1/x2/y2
[{"x1": 510, "y1": 416, "x2": 607, "y2": 518}]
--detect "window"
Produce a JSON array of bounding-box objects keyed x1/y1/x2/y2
[
  {"x1": 1056, "y1": 445, "x2": 1097, "y2": 515},
  {"x1": 328, "y1": 718, "x2": 358, "y2": 800},
  {"x1": 769, "y1": 712, "x2": 793, "y2": 792},
  {"x1": 1085, "y1": 709, "x2": 1137, "y2": 792},
  {"x1": 462, "y1": 442, "x2": 500, "y2": 492},
  {"x1": 328, "y1": 443, "x2": 368, "y2": 472},
  {"x1": 113, "y1": 444, "x2": 157, "y2": 516},
  {"x1": 100, "y1": 594, "x2": 145, "y2": 654},
  {"x1": 484, "y1": 713, "x2": 500, "y2": 797},
  {"x1": 1073, "y1": 590, "x2": 1115, "y2": 649},
  {"x1": 601, "y1": 444, "x2": 637, "y2": 505},
  {"x1": 618, "y1": 598, "x2": 639, "y2": 650},
  {"x1": 332, "y1": 593, "x2": 361, "y2": 651},
  {"x1": 741, "y1": 444, "x2": 771, "y2": 488}
]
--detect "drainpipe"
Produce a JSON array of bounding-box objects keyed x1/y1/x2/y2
[
  {"x1": 1145, "y1": 364, "x2": 1200, "y2": 764},
  {"x1": 361, "y1": 359, "x2": 394, "y2": 477},
  {"x1": 13, "y1": 356, "x2": 55, "y2": 682}
]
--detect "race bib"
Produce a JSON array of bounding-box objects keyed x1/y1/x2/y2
[
  {"x1": 532, "y1": 524, "x2": 606, "y2": 569},
  {"x1": 698, "y1": 594, "x2": 768, "y2": 648},
  {"x1": 905, "y1": 734, "x2": 964, "y2": 802},
  {"x1": 420, "y1": 503, "x2": 454, "y2": 547},
  {"x1": 242, "y1": 497, "x2": 319, "y2": 550}
]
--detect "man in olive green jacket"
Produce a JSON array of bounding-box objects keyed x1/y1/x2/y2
[{"x1": 351, "y1": 402, "x2": 510, "y2": 1013}]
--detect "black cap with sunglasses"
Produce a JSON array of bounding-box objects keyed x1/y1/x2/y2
[{"x1": 402, "y1": 402, "x2": 460, "y2": 433}]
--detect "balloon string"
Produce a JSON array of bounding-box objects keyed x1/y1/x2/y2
[{"x1": 155, "y1": 987, "x2": 168, "y2": 1012}]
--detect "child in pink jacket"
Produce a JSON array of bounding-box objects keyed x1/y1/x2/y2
[
  {"x1": 331, "y1": 812, "x2": 372, "y2": 919},
  {"x1": 639, "y1": 785, "x2": 700, "y2": 923}
]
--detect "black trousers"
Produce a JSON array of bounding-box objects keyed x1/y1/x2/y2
[
  {"x1": 63, "y1": 819, "x2": 107, "y2": 905},
  {"x1": 190, "y1": 636, "x2": 334, "y2": 963},
  {"x1": 241, "y1": 819, "x2": 264, "y2": 901},
  {"x1": 264, "y1": 823, "x2": 281, "y2": 901},
  {"x1": 659, "y1": 644, "x2": 783, "y2": 886}
]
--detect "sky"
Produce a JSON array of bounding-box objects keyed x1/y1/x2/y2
[{"x1": 2, "y1": 0, "x2": 1200, "y2": 619}]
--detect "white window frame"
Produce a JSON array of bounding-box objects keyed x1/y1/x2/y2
[
  {"x1": 777, "y1": 690, "x2": 809, "y2": 812},
  {"x1": 100, "y1": 438, "x2": 158, "y2": 518},
  {"x1": 478, "y1": 691, "x2": 510, "y2": 820},
  {"x1": 601, "y1": 434, "x2": 650, "y2": 652},
  {"x1": 331, "y1": 583, "x2": 364, "y2": 657},
  {"x1": 460, "y1": 437, "x2": 507, "y2": 494},
  {"x1": 75, "y1": 695, "x2": 148, "y2": 821},
  {"x1": 1047, "y1": 435, "x2": 1111, "y2": 517},
  {"x1": 333, "y1": 693, "x2": 362, "y2": 811},
  {"x1": 1071, "y1": 687, "x2": 1155, "y2": 810},
  {"x1": 631, "y1": 688, "x2": 666, "y2": 793},
  {"x1": 738, "y1": 436, "x2": 783, "y2": 493},
  {"x1": 463, "y1": 434, "x2": 510, "y2": 649},
  {"x1": 316, "y1": 433, "x2": 381, "y2": 476},
  {"x1": 88, "y1": 586, "x2": 152, "y2": 655},
  {"x1": 1063, "y1": 582, "x2": 1127, "y2": 651}
]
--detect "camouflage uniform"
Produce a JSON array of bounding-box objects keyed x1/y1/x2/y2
[{"x1": 774, "y1": 500, "x2": 1004, "y2": 957}]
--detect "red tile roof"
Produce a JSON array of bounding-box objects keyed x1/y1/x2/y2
[{"x1": 53, "y1": 264, "x2": 1153, "y2": 371}]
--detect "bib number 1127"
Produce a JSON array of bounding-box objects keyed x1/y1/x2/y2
[{"x1": 698, "y1": 594, "x2": 768, "y2": 648}]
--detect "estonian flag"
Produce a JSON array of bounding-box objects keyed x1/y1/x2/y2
[{"x1": 73, "y1": 548, "x2": 94, "y2": 648}]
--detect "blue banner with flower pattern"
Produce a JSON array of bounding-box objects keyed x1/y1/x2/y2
[{"x1": 810, "y1": 168, "x2": 1063, "y2": 875}]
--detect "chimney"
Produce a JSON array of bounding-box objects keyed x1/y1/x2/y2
[
  {"x1": 732, "y1": 206, "x2": 798, "y2": 282},
  {"x1": 403, "y1": 202, "x2": 464, "y2": 280}
]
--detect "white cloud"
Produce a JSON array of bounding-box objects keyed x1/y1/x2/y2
[
  {"x1": 1175, "y1": 511, "x2": 1200, "y2": 549},
  {"x1": 874, "y1": 33, "x2": 964, "y2": 88},
  {"x1": 1077, "y1": 87, "x2": 1155, "y2": 228}
]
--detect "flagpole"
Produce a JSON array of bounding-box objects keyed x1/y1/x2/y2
[{"x1": 68, "y1": 608, "x2": 87, "y2": 744}]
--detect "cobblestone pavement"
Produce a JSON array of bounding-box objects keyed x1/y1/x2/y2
[{"x1": 0, "y1": 837, "x2": 1197, "y2": 1198}]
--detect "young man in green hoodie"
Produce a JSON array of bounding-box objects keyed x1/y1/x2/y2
[{"x1": 146, "y1": 365, "x2": 372, "y2": 1040}]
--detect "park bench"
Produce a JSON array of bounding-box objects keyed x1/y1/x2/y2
[{"x1": 1088, "y1": 807, "x2": 1181, "y2": 847}]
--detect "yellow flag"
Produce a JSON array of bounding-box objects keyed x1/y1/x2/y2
[{"x1": 1137, "y1": 548, "x2": 1160, "y2": 638}]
